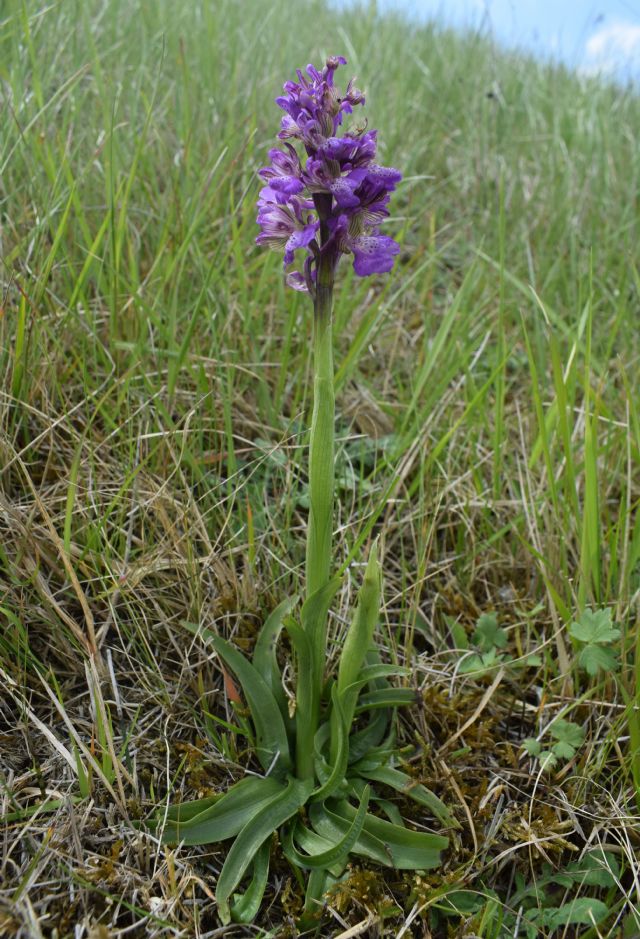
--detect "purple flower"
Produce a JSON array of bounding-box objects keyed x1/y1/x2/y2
[
  {"x1": 256, "y1": 189, "x2": 318, "y2": 266},
  {"x1": 329, "y1": 214, "x2": 401, "y2": 277},
  {"x1": 258, "y1": 144, "x2": 304, "y2": 197},
  {"x1": 256, "y1": 57, "x2": 402, "y2": 292}
]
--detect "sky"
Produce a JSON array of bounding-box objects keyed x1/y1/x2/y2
[{"x1": 358, "y1": 0, "x2": 640, "y2": 79}]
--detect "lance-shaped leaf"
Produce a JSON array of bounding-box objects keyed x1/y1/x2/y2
[
  {"x1": 355, "y1": 688, "x2": 417, "y2": 711},
  {"x1": 252, "y1": 596, "x2": 298, "y2": 722},
  {"x1": 284, "y1": 823, "x2": 345, "y2": 877},
  {"x1": 332, "y1": 798, "x2": 448, "y2": 869},
  {"x1": 310, "y1": 798, "x2": 447, "y2": 869},
  {"x1": 159, "y1": 775, "x2": 285, "y2": 845},
  {"x1": 285, "y1": 618, "x2": 318, "y2": 780},
  {"x1": 229, "y1": 840, "x2": 270, "y2": 924},
  {"x1": 337, "y1": 541, "x2": 381, "y2": 729},
  {"x1": 310, "y1": 685, "x2": 349, "y2": 802},
  {"x1": 285, "y1": 785, "x2": 370, "y2": 869},
  {"x1": 354, "y1": 764, "x2": 456, "y2": 828},
  {"x1": 162, "y1": 793, "x2": 220, "y2": 825},
  {"x1": 183, "y1": 622, "x2": 292, "y2": 776},
  {"x1": 300, "y1": 867, "x2": 338, "y2": 930},
  {"x1": 347, "y1": 708, "x2": 390, "y2": 763},
  {"x1": 346, "y1": 647, "x2": 393, "y2": 764},
  {"x1": 216, "y1": 776, "x2": 314, "y2": 924},
  {"x1": 300, "y1": 576, "x2": 342, "y2": 700},
  {"x1": 309, "y1": 799, "x2": 393, "y2": 867}
]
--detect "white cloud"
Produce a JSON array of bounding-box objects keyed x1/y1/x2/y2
[{"x1": 583, "y1": 20, "x2": 640, "y2": 77}]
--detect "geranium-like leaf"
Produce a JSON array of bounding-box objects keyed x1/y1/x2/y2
[
  {"x1": 578, "y1": 644, "x2": 619, "y2": 676},
  {"x1": 522, "y1": 738, "x2": 541, "y2": 757},
  {"x1": 569, "y1": 607, "x2": 620, "y2": 645},
  {"x1": 472, "y1": 612, "x2": 507, "y2": 652},
  {"x1": 216, "y1": 776, "x2": 313, "y2": 924},
  {"x1": 552, "y1": 740, "x2": 576, "y2": 760},
  {"x1": 550, "y1": 719, "x2": 584, "y2": 749},
  {"x1": 539, "y1": 750, "x2": 558, "y2": 770},
  {"x1": 183, "y1": 622, "x2": 292, "y2": 776},
  {"x1": 543, "y1": 898, "x2": 609, "y2": 929}
]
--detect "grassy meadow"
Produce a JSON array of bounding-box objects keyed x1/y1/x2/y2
[{"x1": 1, "y1": 0, "x2": 640, "y2": 935}]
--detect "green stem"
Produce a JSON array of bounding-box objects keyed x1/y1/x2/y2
[
  {"x1": 296, "y1": 195, "x2": 335, "y2": 780},
  {"x1": 306, "y1": 289, "x2": 335, "y2": 598}
]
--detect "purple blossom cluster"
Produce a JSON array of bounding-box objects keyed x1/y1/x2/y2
[{"x1": 256, "y1": 57, "x2": 402, "y2": 293}]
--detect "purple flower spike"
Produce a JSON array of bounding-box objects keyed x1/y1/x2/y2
[{"x1": 256, "y1": 57, "x2": 402, "y2": 292}]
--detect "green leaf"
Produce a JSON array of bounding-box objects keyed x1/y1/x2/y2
[
  {"x1": 539, "y1": 750, "x2": 558, "y2": 770},
  {"x1": 290, "y1": 825, "x2": 345, "y2": 877},
  {"x1": 324, "y1": 799, "x2": 448, "y2": 869},
  {"x1": 578, "y1": 643, "x2": 619, "y2": 676},
  {"x1": 252, "y1": 596, "x2": 298, "y2": 721},
  {"x1": 183, "y1": 622, "x2": 292, "y2": 776},
  {"x1": 569, "y1": 607, "x2": 620, "y2": 645},
  {"x1": 550, "y1": 719, "x2": 585, "y2": 749},
  {"x1": 356, "y1": 663, "x2": 412, "y2": 683},
  {"x1": 311, "y1": 686, "x2": 349, "y2": 802},
  {"x1": 542, "y1": 898, "x2": 609, "y2": 929},
  {"x1": 300, "y1": 868, "x2": 337, "y2": 929},
  {"x1": 355, "y1": 688, "x2": 417, "y2": 712},
  {"x1": 285, "y1": 785, "x2": 371, "y2": 869},
  {"x1": 522, "y1": 738, "x2": 541, "y2": 757},
  {"x1": 355, "y1": 765, "x2": 455, "y2": 827},
  {"x1": 472, "y1": 612, "x2": 507, "y2": 652},
  {"x1": 309, "y1": 799, "x2": 398, "y2": 867},
  {"x1": 347, "y1": 707, "x2": 390, "y2": 763},
  {"x1": 457, "y1": 648, "x2": 503, "y2": 675},
  {"x1": 216, "y1": 776, "x2": 313, "y2": 924},
  {"x1": 285, "y1": 618, "x2": 316, "y2": 777},
  {"x1": 301, "y1": 576, "x2": 342, "y2": 701},
  {"x1": 552, "y1": 740, "x2": 576, "y2": 760},
  {"x1": 566, "y1": 850, "x2": 619, "y2": 887},
  {"x1": 229, "y1": 840, "x2": 270, "y2": 923},
  {"x1": 162, "y1": 794, "x2": 221, "y2": 825},
  {"x1": 337, "y1": 541, "x2": 381, "y2": 727},
  {"x1": 436, "y1": 890, "x2": 485, "y2": 915},
  {"x1": 159, "y1": 776, "x2": 285, "y2": 845}
]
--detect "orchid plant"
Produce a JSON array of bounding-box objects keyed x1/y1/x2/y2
[{"x1": 160, "y1": 57, "x2": 451, "y2": 928}]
